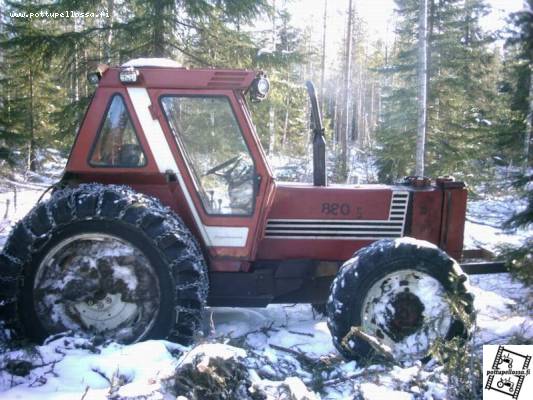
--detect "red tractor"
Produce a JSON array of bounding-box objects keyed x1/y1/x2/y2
[{"x1": 0, "y1": 59, "x2": 476, "y2": 362}]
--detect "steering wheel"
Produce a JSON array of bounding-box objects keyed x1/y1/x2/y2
[{"x1": 204, "y1": 155, "x2": 242, "y2": 176}]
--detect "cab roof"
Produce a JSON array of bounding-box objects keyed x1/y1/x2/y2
[{"x1": 98, "y1": 58, "x2": 259, "y2": 90}]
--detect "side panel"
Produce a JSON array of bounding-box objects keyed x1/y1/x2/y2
[
  {"x1": 439, "y1": 186, "x2": 467, "y2": 260},
  {"x1": 257, "y1": 184, "x2": 410, "y2": 261},
  {"x1": 407, "y1": 190, "x2": 443, "y2": 245}
]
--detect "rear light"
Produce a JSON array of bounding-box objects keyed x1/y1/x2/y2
[{"x1": 119, "y1": 67, "x2": 140, "y2": 83}]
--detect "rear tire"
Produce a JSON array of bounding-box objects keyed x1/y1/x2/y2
[
  {"x1": 326, "y1": 238, "x2": 475, "y2": 363},
  {"x1": 0, "y1": 184, "x2": 208, "y2": 345}
]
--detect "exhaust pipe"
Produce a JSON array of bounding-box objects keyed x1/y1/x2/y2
[{"x1": 305, "y1": 81, "x2": 327, "y2": 186}]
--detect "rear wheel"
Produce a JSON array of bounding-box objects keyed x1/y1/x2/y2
[
  {"x1": 0, "y1": 184, "x2": 208, "y2": 344},
  {"x1": 326, "y1": 238, "x2": 475, "y2": 362}
]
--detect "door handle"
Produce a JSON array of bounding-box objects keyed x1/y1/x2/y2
[{"x1": 165, "y1": 169, "x2": 177, "y2": 183}]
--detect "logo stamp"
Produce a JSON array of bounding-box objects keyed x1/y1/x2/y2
[{"x1": 483, "y1": 345, "x2": 532, "y2": 399}]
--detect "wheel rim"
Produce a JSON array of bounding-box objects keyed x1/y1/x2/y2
[
  {"x1": 360, "y1": 269, "x2": 452, "y2": 360},
  {"x1": 33, "y1": 233, "x2": 160, "y2": 343}
]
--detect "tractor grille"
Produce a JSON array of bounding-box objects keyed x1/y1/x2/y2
[{"x1": 264, "y1": 191, "x2": 409, "y2": 240}]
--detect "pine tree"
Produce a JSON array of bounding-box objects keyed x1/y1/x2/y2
[
  {"x1": 375, "y1": 0, "x2": 419, "y2": 182},
  {"x1": 376, "y1": 0, "x2": 500, "y2": 184},
  {"x1": 0, "y1": 0, "x2": 270, "y2": 168},
  {"x1": 498, "y1": 2, "x2": 533, "y2": 284},
  {"x1": 1, "y1": 1, "x2": 62, "y2": 171},
  {"x1": 499, "y1": 1, "x2": 533, "y2": 169},
  {"x1": 250, "y1": 6, "x2": 309, "y2": 160}
]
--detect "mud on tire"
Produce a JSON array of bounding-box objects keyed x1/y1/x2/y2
[
  {"x1": 0, "y1": 184, "x2": 208, "y2": 345},
  {"x1": 326, "y1": 237, "x2": 475, "y2": 363}
]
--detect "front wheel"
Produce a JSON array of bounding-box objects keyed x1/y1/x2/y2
[
  {"x1": 0, "y1": 184, "x2": 208, "y2": 344},
  {"x1": 326, "y1": 238, "x2": 475, "y2": 363},
  {"x1": 31, "y1": 231, "x2": 164, "y2": 343}
]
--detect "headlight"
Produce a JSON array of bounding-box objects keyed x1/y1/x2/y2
[
  {"x1": 256, "y1": 77, "x2": 270, "y2": 96},
  {"x1": 119, "y1": 67, "x2": 140, "y2": 83},
  {"x1": 250, "y1": 75, "x2": 270, "y2": 102},
  {"x1": 87, "y1": 64, "x2": 109, "y2": 85},
  {"x1": 87, "y1": 72, "x2": 100, "y2": 85}
]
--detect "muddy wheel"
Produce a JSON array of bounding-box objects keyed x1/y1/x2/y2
[
  {"x1": 326, "y1": 238, "x2": 475, "y2": 363},
  {"x1": 0, "y1": 184, "x2": 208, "y2": 344}
]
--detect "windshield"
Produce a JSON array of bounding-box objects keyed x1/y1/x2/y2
[{"x1": 160, "y1": 95, "x2": 255, "y2": 215}]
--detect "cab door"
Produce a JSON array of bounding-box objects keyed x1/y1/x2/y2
[{"x1": 144, "y1": 89, "x2": 272, "y2": 267}]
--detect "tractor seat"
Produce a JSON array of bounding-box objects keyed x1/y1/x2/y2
[{"x1": 118, "y1": 144, "x2": 144, "y2": 167}]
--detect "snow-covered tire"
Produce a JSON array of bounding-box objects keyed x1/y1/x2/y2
[
  {"x1": 0, "y1": 184, "x2": 208, "y2": 345},
  {"x1": 326, "y1": 238, "x2": 475, "y2": 363}
]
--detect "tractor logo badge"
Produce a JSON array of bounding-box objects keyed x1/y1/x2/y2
[{"x1": 484, "y1": 345, "x2": 532, "y2": 399}]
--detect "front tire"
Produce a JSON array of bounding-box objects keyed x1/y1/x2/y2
[
  {"x1": 0, "y1": 184, "x2": 208, "y2": 345},
  {"x1": 326, "y1": 238, "x2": 475, "y2": 362}
]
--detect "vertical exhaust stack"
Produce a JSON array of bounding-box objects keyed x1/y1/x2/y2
[{"x1": 306, "y1": 81, "x2": 327, "y2": 186}]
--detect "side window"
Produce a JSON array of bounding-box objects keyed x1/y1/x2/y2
[
  {"x1": 89, "y1": 94, "x2": 146, "y2": 167},
  {"x1": 161, "y1": 96, "x2": 255, "y2": 216}
]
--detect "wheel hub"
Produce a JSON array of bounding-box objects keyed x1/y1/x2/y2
[
  {"x1": 74, "y1": 293, "x2": 138, "y2": 330},
  {"x1": 388, "y1": 291, "x2": 425, "y2": 341},
  {"x1": 33, "y1": 233, "x2": 160, "y2": 343},
  {"x1": 360, "y1": 269, "x2": 453, "y2": 360}
]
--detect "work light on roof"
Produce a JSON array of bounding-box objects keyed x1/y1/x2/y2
[
  {"x1": 250, "y1": 75, "x2": 270, "y2": 102},
  {"x1": 119, "y1": 66, "x2": 140, "y2": 83},
  {"x1": 257, "y1": 78, "x2": 270, "y2": 96}
]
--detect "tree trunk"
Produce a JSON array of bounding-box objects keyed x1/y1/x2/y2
[
  {"x1": 282, "y1": 96, "x2": 290, "y2": 149},
  {"x1": 104, "y1": 0, "x2": 115, "y2": 63},
  {"x1": 464, "y1": 0, "x2": 471, "y2": 46},
  {"x1": 269, "y1": 106, "x2": 275, "y2": 155},
  {"x1": 416, "y1": 0, "x2": 428, "y2": 177},
  {"x1": 28, "y1": 68, "x2": 37, "y2": 172},
  {"x1": 320, "y1": 0, "x2": 328, "y2": 111},
  {"x1": 272, "y1": 0, "x2": 277, "y2": 50},
  {"x1": 525, "y1": 66, "x2": 533, "y2": 170},
  {"x1": 153, "y1": 0, "x2": 165, "y2": 57},
  {"x1": 340, "y1": 0, "x2": 354, "y2": 181},
  {"x1": 333, "y1": 84, "x2": 339, "y2": 149},
  {"x1": 358, "y1": 65, "x2": 364, "y2": 147}
]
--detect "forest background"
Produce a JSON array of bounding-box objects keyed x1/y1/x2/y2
[{"x1": 0, "y1": 0, "x2": 531, "y2": 191}]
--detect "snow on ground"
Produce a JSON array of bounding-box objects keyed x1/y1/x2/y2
[
  {"x1": 0, "y1": 158, "x2": 531, "y2": 399},
  {"x1": 464, "y1": 194, "x2": 531, "y2": 251}
]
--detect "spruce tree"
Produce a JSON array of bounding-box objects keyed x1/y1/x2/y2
[
  {"x1": 498, "y1": 1, "x2": 533, "y2": 168},
  {"x1": 0, "y1": 0, "x2": 270, "y2": 166},
  {"x1": 376, "y1": 0, "x2": 500, "y2": 184}
]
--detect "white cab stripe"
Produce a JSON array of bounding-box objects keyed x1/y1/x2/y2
[
  {"x1": 266, "y1": 230, "x2": 402, "y2": 234},
  {"x1": 127, "y1": 88, "x2": 178, "y2": 173},
  {"x1": 266, "y1": 224, "x2": 402, "y2": 229},
  {"x1": 268, "y1": 218, "x2": 403, "y2": 224},
  {"x1": 265, "y1": 235, "x2": 402, "y2": 240},
  {"x1": 126, "y1": 87, "x2": 248, "y2": 248}
]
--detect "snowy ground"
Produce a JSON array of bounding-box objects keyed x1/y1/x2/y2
[{"x1": 0, "y1": 158, "x2": 531, "y2": 399}]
